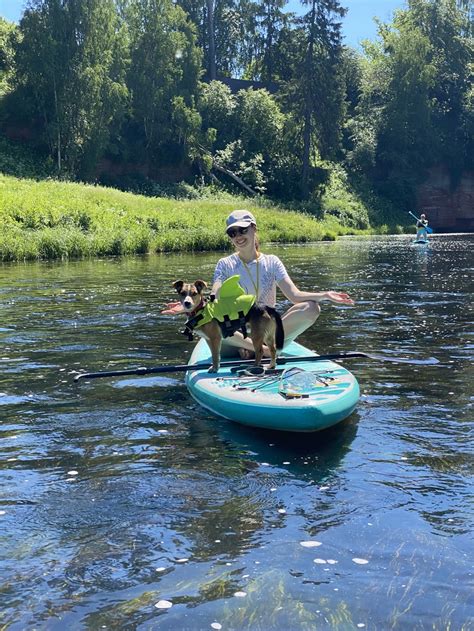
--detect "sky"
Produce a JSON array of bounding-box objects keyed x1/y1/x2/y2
[{"x1": 0, "y1": 0, "x2": 406, "y2": 49}]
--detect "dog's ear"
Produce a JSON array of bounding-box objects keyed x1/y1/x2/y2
[
  {"x1": 194, "y1": 279, "x2": 208, "y2": 293},
  {"x1": 173, "y1": 280, "x2": 184, "y2": 293}
]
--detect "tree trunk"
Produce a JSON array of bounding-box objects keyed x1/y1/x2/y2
[
  {"x1": 263, "y1": 22, "x2": 274, "y2": 81},
  {"x1": 206, "y1": 0, "x2": 216, "y2": 80},
  {"x1": 301, "y1": 107, "x2": 311, "y2": 199},
  {"x1": 213, "y1": 163, "x2": 257, "y2": 196},
  {"x1": 300, "y1": 0, "x2": 317, "y2": 199},
  {"x1": 52, "y1": 77, "x2": 61, "y2": 173}
]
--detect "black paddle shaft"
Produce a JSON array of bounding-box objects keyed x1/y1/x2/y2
[{"x1": 73, "y1": 351, "x2": 438, "y2": 382}]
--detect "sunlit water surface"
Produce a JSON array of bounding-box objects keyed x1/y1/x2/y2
[{"x1": 0, "y1": 235, "x2": 472, "y2": 630}]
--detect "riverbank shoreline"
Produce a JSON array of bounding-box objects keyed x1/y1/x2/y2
[{"x1": 1, "y1": 173, "x2": 405, "y2": 262}]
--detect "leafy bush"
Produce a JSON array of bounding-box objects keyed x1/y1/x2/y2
[
  {"x1": 320, "y1": 165, "x2": 370, "y2": 229},
  {"x1": 214, "y1": 140, "x2": 267, "y2": 193},
  {"x1": 235, "y1": 88, "x2": 284, "y2": 158},
  {"x1": 198, "y1": 81, "x2": 236, "y2": 148},
  {"x1": 0, "y1": 137, "x2": 52, "y2": 178},
  {"x1": 97, "y1": 172, "x2": 202, "y2": 199}
]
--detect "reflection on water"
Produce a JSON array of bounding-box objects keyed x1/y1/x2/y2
[{"x1": 0, "y1": 235, "x2": 473, "y2": 629}]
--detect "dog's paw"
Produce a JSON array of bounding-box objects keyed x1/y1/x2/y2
[{"x1": 207, "y1": 366, "x2": 219, "y2": 374}]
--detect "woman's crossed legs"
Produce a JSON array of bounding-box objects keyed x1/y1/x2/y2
[{"x1": 220, "y1": 301, "x2": 321, "y2": 358}]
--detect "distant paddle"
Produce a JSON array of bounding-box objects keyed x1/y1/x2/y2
[
  {"x1": 409, "y1": 211, "x2": 433, "y2": 234},
  {"x1": 74, "y1": 351, "x2": 439, "y2": 382}
]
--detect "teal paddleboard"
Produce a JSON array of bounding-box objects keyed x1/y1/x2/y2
[{"x1": 185, "y1": 339, "x2": 360, "y2": 432}]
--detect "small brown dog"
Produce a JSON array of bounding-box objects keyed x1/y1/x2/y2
[{"x1": 172, "y1": 279, "x2": 284, "y2": 372}]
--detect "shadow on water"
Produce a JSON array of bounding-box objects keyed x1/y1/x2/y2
[{"x1": 214, "y1": 412, "x2": 359, "y2": 485}]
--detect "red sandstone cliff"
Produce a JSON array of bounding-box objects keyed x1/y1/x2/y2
[{"x1": 417, "y1": 166, "x2": 474, "y2": 232}]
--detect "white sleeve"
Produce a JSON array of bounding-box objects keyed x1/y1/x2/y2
[
  {"x1": 271, "y1": 255, "x2": 290, "y2": 282},
  {"x1": 213, "y1": 258, "x2": 229, "y2": 284}
]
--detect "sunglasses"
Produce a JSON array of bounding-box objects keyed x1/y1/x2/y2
[{"x1": 227, "y1": 226, "x2": 250, "y2": 238}]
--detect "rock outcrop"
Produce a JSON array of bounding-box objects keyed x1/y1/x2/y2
[{"x1": 417, "y1": 166, "x2": 474, "y2": 232}]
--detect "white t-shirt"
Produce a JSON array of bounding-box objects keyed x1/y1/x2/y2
[{"x1": 213, "y1": 253, "x2": 289, "y2": 307}]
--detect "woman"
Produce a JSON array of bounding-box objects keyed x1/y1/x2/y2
[
  {"x1": 210, "y1": 210, "x2": 354, "y2": 357},
  {"x1": 163, "y1": 209, "x2": 354, "y2": 356}
]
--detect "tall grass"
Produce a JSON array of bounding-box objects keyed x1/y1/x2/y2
[{"x1": 0, "y1": 174, "x2": 361, "y2": 261}]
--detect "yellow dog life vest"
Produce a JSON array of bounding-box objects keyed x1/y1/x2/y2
[{"x1": 183, "y1": 275, "x2": 256, "y2": 339}]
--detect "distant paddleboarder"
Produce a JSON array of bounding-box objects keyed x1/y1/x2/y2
[
  {"x1": 416, "y1": 213, "x2": 429, "y2": 241},
  {"x1": 409, "y1": 211, "x2": 432, "y2": 242}
]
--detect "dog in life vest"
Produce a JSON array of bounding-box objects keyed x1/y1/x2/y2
[{"x1": 172, "y1": 275, "x2": 284, "y2": 372}]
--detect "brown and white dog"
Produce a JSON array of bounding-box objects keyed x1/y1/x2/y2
[{"x1": 172, "y1": 279, "x2": 284, "y2": 372}]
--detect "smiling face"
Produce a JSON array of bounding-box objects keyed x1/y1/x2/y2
[{"x1": 227, "y1": 224, "x2": 256, "y2": 251}]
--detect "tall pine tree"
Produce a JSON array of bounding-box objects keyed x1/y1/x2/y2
[{"x1": 288, "y1": 0, "x2": 346, "y2": 197}]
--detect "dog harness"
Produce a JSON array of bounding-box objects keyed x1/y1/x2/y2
[{"x1": 182, "y1": 275, "x2": 256, "y2": 340}]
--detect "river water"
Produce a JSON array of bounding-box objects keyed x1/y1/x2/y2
[{"x1": 0, "y1": 235, "x2": 472, "y2": 630}]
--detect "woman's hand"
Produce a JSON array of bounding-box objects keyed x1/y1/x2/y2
[
  {"x1": 277, "y1": 278, "x2": 355, "y2": 306},
  {"x1": 324, "y1": 291, "x2": 355, "y2": 306},
  {"x1": 161, "y1": 301, "x2": 185, "y2": 315}
]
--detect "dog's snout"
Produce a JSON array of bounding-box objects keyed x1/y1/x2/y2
[{"x1": 183, "y1": 298, "x2": 193, "y2": 309}]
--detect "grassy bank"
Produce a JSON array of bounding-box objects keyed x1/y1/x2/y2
[{"x1": 0, "y1": 174, "x2": 368, "y2": 262}]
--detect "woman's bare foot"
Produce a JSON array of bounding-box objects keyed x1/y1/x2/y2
[
  {"x1": 238, "y1": 346, "x2": 272, "y2": 360},
  {"x1": 238, "y1": 348, "x2": 254, "y2": 360}
]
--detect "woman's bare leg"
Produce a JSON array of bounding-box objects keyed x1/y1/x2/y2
[
  {"x1": 220, "y1": 301, "x2": 321, "y2": 357},
  {"x1": 281, "y1": 301, "x2": 321, "y2": 346}
]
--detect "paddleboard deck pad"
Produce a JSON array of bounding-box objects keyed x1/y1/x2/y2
[{"x1": 185, "y1": 339, "x2": 360, "y2": 432}]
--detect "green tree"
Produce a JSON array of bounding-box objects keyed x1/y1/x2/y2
[
  {"x1": 235, "y1": 88, "x2": 284, "y2": 157},
  {"x1": 406, "y1": 0, "x2": 473, "y2": 173},
  {"x1": 198, "y1": 79, "x2": 236, "y2": 148},
  {"x1": 213, "y1": 0, "x2": 250, "y2": 77},
  {"x1": 285, "y1": 0, "x2": 346, "y2": 198},
  {"x1": 175, "y1": 0, "x2": 243, "y2": 78},
  {"x1": 0, "y1": 18, "x2": 18, "y2": 98},
  {"x1": 340, "y1": 47, "x2": 363, "y2": 119},
  {"x1": 126, "y1": 0, "x2": 202, "y2": 168},
  {"x1": 198, "y1": 83, "x2": 286, "y2": 193},
  {"x1": 175, "y1": 0, "x2": 216, "y2": 79},
  {"x1": 354, "y1": 0, "x2": 473, "y2": 205},
  {"x1": 240, "y1": 0, "x2": 293, "y2": 81},
  {"x1": 269, "y1": 21, "x2": 303, "y2": 82},
  {"x1": 177, "y1": 0, "x2": 284, "y2": 80},
  {"x1": 375, "y1": 16, "x2": 436, "y2": 202},
  {"x1": 257, "y1": 0, "x2": 288, "y2": 81},
  {"x1": 13, "y1": 0, "x2": 129, "y2": 177}
]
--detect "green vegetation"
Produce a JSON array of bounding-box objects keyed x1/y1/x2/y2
[
  {"x1": 0, "y1": 136, "x2": 53, "y2": 179},
  {"x1": 0, "y1": 174, "x2": 363, "y2": 261},
  {"x1": 0, "y1": 1, "x2": 471, "y2": 260}
]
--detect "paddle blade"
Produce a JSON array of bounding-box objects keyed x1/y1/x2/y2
[
  {"x1": 363, "y1": 353, "x2": 439, "y2": 365},
  {"x1": 279, "y1": 352, "x2": 440, "y2": 366},
  {"x1": 74, "y1": 364, "x2": 192, "y2": 381}
]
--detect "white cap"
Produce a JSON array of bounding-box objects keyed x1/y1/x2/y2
[{"x1": 225, "y1": 210, "x2": 257, "y2": 232}]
